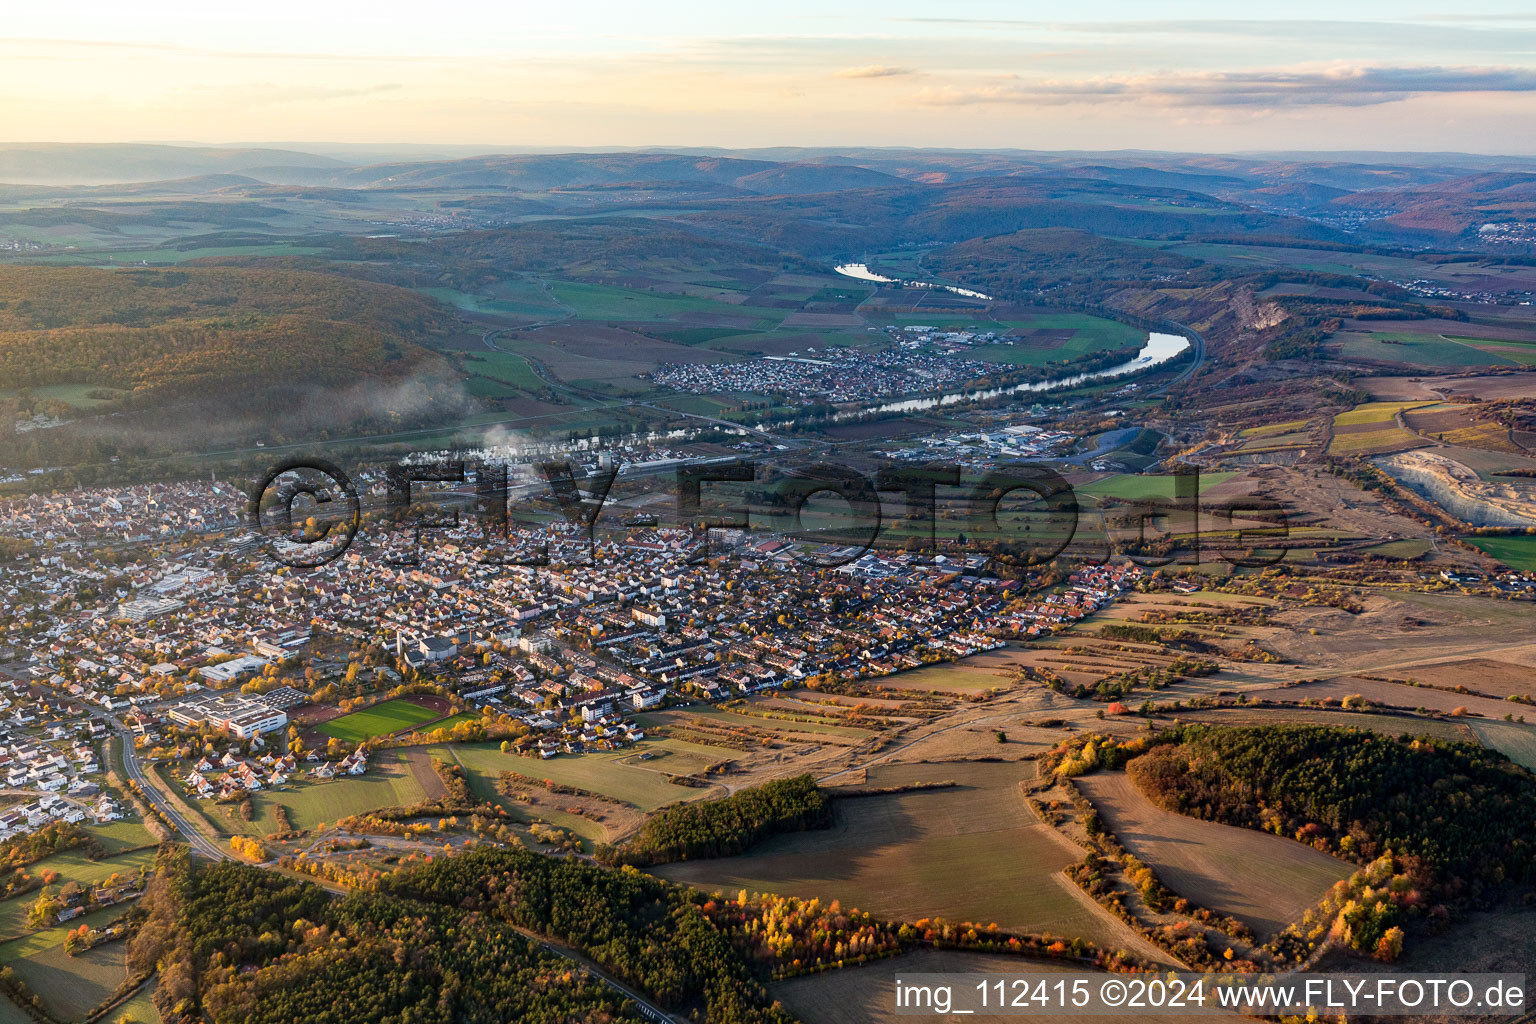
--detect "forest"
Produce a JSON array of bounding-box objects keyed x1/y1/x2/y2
[
  {"x1": 1127, "y1": 724, "x2": 1536, "y2": 890},
  {"x1": 0, "y1": 266, "x2": 456, "y2": 393},
  {"x1": 129, "y1": 846, "x2": 797, "y2": 1024},
  {"x1": 597, "y1": 774, "x2": 832, "y2": 867}
]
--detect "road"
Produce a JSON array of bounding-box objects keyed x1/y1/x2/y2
[
  {"x1": 512, "y1": 926, "x2": 685, "y2": 1024},
  {"x1": 112, "y1": 723, "x2": 232, "y2": 863},
  {"x1": 1144, "y1": 320, "x2": 1205, "y2": 397},
  {"x1": 114, "y1": 727, "x2": 680, "y2": 1020}
]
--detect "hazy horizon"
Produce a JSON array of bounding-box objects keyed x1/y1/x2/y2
[{"x1": 5, "y1": 1, "x2": 1536, "y2": 153}]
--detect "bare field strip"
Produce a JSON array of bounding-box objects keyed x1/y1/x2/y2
[
  {"x1": 1248, "y1": 676, "x2": 1520, "y2": 720},
  {"x1": 1389, "y1": 658, "x2": 1536, "y2": 699},
  {"x1": 1467, "y1": 719, "x2": 1536, "y2": 770},
  {"x1": 1172, "y1": 707, "x2": 1476, "y2": 742},
  {"x1": 1075, "y1": 772, "x2": 1353, "y2": 939},
  {"x1": 770, "y1": 949, "x2": 1235, "y2": 1024},
  {"x1": 876, "y1": 646, "x2": 1033, "y2": 693},
  {"x1": 656, "y1": 762, "x2": 1121, "y2": 945},
  {"x1": 7, "y1": 943, "x2": 126, "y2": 1020}
]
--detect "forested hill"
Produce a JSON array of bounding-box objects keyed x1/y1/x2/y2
[
  {"x1": 1128, "y1": 724, "x2": 1536, "y2": 889},
  {"x1": 598, "y1": 773, "x2": 832, "y2": 866},
  {"x1": 0, "y1": 265, "x2": 458, "y2": 393},
  {"x1": 129, "y1": 846, "x2": 797, "y2": 1024}
]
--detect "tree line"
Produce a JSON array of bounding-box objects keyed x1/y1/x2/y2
[{"x1": 596, "y1": 774, "x2": 832, "y2": 867}]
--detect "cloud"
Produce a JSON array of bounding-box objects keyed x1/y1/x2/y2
[
  {"x1": 834, "y1": 64, "x2": 916, "y2": 79},
  {"x1": 919, "y1": 65, "x2": 1536, "y2": 109}
]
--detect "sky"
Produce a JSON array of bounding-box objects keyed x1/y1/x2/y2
[{"x1": 3, "y1": 1, "x2": 1536, "y2": 152}]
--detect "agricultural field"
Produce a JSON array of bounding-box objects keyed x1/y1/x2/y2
[
  {"x1": 548, "y1": 280, "x2": 785, "y2": 327},
  {"x1": 1074, "y1": 771, "x2": 1354, "y2": 938},
  {"x1": 769, "y1": 949, "x2": 1234, "y2": 1024},
  {"x1": 1470, "y1": 534, "x2": 1536, "y2": 571},
  {"x1": 966, "y1": 315, "x2": 1145, "y2": 368},
  {"x1": 5, "y1": 942, "x2": 128, "y2": 1021},
  {"x1": 1401, "y1": 403, "x2": 1519, "y2": 452},
  {"x1": 318, "y1": 698, "x2": 445, "y2": 742},
  {"x1": 658, "y1": 704, "x2": 878, "y2": 740},
  {"x1": 463, "y1": 351, "x2": 542, "y2": 392},
  {"x1": 1328, "y1": 401, "x2": 1434, "y2": 456},
  {"x1": 1393, "y1": 657, "x2": 1536, "y2": 699},
  {"x1": 419, "y1": 279, "x2": 567, "y2": 318},
  {"x1": 657, "y1": 761, "x2": 1124, "y2": 945},
  {"x1": 1238, "y1": 418, "x2": 1314, "y2": 451},
  {"x1": 85, "y1": 243, "x2": 325, "y2": 265},
  {"x1": 1330, "y1": 331, "x2": 1516, "y2": 369},
  {"x1": 499, "y1": 323, "x2": 739, "y2": 387},
  {"x1": 1467, "y1": 720, "x2": 1536, "y2": 770},
  {"x1": 433, "y1": 740, "x2": 719, "y2": 812},
  {"x1": 873, "y1": 648, "x2": 1025, "y2": 693},
  {"x1": 1076, "y1": 472, "x2": 1236, "y2": 501},
  {"x1": 1244, "y1": 675, "x2": 1521, "y2": 721}
]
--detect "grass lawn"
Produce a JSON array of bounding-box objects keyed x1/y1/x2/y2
[
  {"x1": 656, "y1": 706, "x2": 876, "y2": 739},
  {"x1": 433, "y1": 741, "x2": 714, "y2": 812},
  {"x1": 214, "y1": 750, "x2": 429, "y2": 835},
  {"x1": 1360, "y1": 538, "x2": 1433, "y2": 559},
  {"x1": 0, "y1": 846, "x2": 157, "y2": 942},
  {"x1": 0, "y1": 384, "x2": 126, "y2": 409},
  {"x1": 7, "y1": 941, "x2": 126, "y2": 1020},
  {"x1": 319, "y1": 699, "x2": 442, "y2": 742},
  {"x1": 1468, "y1": 720, "x2": 1536, "y2": 771},
  {"x1": 114, "y1": 982, "x2": 162, "y2": 1024},
  {"x1": 464, "y1": 350, "x2": 542, "y2": 390},
  {"x1": 1077, "y1": 472, "x2": 1235, "y2": 501},
  {"x1": 85, "y1": 819, "x2": 160, "y2": 854},
  {"x1": 657, "y1": 762, "x2": 1120, "y2": 944},
  {"x1": 1470, "y1": 534, "x2": 1536, "y2": 571},
  {"x1": 550, "y1": 281, "x2": 783, "y2": 326}
]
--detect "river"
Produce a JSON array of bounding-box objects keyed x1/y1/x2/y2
[
  {"x1": 834, "y1": 262, "x2": 993, "y2": 301},
  {"x1": 841, "y1": 331, "x2": 1191, "y2": 418}
]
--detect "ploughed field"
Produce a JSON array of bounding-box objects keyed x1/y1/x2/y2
[
  {"x1": 770, "y1": 949, "x2": 1238, "y2": 1024},
  {"x1": 655, "y1": 761, "x2": 1122, "y2": 946},
  {"x1": 1074, "y1": 772, "x2": 1353, "y2": 939}
]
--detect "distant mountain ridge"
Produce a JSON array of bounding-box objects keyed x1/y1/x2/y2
[{"x1": 0, "y1": 143, "x2": 344, "y2": 185}]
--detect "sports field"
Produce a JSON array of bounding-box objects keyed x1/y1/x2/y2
[{"x1": 319, "y1": 698, "x2": 443, "y2": 742}]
